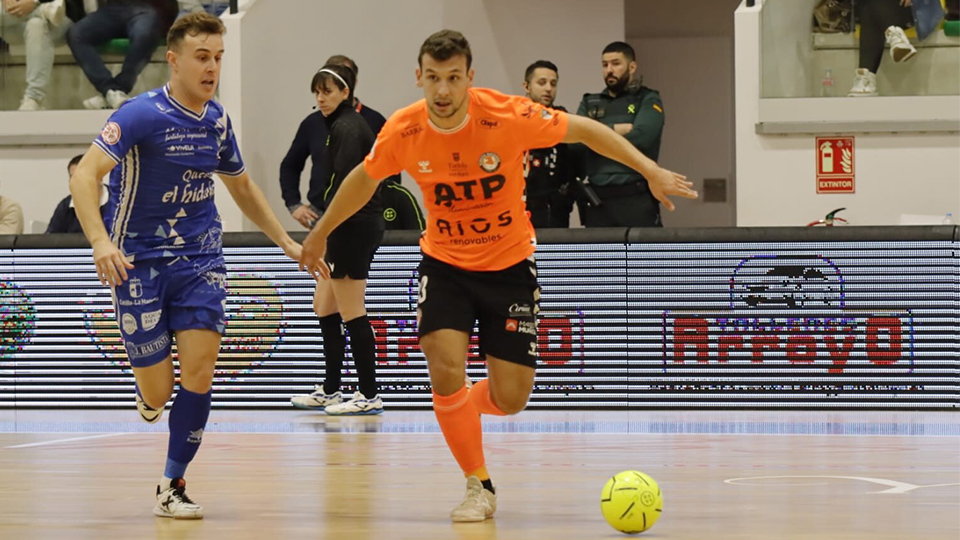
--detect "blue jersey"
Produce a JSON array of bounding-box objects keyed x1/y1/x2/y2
[{"x1": 94, "y1": 85, "x2": 245, "y2": 262}]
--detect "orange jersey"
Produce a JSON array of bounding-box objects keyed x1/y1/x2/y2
[{"x1": 364, "y1": 87, "x2": 569, "y2": 271}]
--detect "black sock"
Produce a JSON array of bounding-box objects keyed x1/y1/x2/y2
[
  {"x1": 481, "y1": 479, "x2": 495, "y2": 494},
  {"x1": 345, "y1": 315, "x2": 379, "y2": 398},
  {"x1": 318, "y1": 313, "x2": 345, "y2": 395}
]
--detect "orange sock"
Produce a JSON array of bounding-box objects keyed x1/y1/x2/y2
[
  {"x1": 432, "y1": 385, "x2": 485, "y2": 475},
  {"x1": 469, "y1": 378, "x2": 507, "y2": 416}
]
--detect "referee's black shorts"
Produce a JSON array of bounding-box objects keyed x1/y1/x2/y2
[{"x1": 325, "y1": 218, "x2": 384, "y2": 280}]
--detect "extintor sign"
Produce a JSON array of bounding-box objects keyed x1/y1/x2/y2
[{"x1": 816, "y1": 136, "x2": 855, "y2": 194}]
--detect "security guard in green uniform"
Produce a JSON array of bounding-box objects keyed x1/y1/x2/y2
[{"x1": 576, "y1": 41, "x2": 665, "y2": 227}]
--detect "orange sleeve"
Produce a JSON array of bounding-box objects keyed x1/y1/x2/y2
[
  {"x1": 508, "y1": 96, "x2": 569, "y2": 151},
  {"x1": 363, "y1": 119, "x2": 403, "y2": 181}
]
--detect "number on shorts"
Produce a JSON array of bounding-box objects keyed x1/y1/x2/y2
[{"x1": 418, "y1": 275, "x2": 429, "y2": 305}]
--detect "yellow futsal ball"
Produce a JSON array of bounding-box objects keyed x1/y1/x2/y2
[{"x1": 600, "y1": 470, "x2": 663, "y2": 534}]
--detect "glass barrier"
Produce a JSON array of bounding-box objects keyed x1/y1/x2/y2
[
  {"x1": 0, "y1": 0, "x2": 230, "y2": 111},
  {"x1": 761, "y1": 0, "x2": 960, "y2": 98}
]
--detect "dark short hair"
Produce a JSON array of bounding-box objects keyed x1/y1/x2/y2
[
  {"x1": 602, "y1": 41, "x2": 636, "y2": 63},
  {"x1": 524, "y1": 60, "x2": 559, "y2": 83},
  {"x1": 311, "y1": 63, "x2": 356, "y2": 99},
  {"x1": 68, "y1": 155, "x2": 83, "y2": 171},
  {"x1": 167, "y1": 12, "x2": 226, "y2": 52},
  {"x1": 325, "y1": 54, "x2": 357, "y2": 75},
  {"x1": 418, "y1": 30, "x2": 472, "y2": 69}
]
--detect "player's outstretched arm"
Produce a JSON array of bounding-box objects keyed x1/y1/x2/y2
[
  {"x1": 300, "y1": 163, "x2": 380, "y2": 279},
  {"x1": 70, "y1": 146, "x2": 133, "y2": 287},
  {"x1": 562, "y1": 114, "x2": 698, "y2": 211},
  {"x1": 221, "y1": 172, "x2": 301, "y2": 261}
]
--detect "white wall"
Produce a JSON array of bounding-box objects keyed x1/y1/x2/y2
[
  {"x1": 736, "y1": 0, "x2": 960, "y2": 226},
  {"x1": 626, "y1": 0, "x2": 741, "y2": 227},
  {"x1": 230, "y1": 0, "x2": 625, "y2": 232},
  {"x1": 760, "y1": 0, "x2": 818, "y2": 98}
]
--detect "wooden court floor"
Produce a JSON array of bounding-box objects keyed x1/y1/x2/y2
[{"x1": 0, "y1": 410, "x2": 957, "y2": 540}]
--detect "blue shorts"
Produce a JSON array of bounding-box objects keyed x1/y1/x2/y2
[{"x1": 112, "y1": 256, "x2": 227, "y2": 368}]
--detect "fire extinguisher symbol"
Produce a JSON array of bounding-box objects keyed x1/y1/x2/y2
[{"x1": 820, "y1": 141, "x2": 834, "y2": 173}]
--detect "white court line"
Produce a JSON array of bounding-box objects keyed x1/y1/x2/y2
[{"x1": 3, "y1": 433, "x2": 129, "y2": 449}]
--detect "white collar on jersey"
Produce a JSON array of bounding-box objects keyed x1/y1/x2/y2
[
  {"x1": 428, "y1": 112, "x2": 470, "y2": 134},
  {"x1": 163, "y1": 85, "x2": 209, "y2": 121}
]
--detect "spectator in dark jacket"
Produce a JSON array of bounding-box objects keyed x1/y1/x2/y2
[
  {"x1": 67, "y1": 0, "x2": 179, "y2": 109},
  {"x1": 46, "y1": 154, "x2": 106, "y2": 233}
]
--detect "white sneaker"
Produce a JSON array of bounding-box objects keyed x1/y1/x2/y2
[
  {"x1": 83, "y1": 94, "x2": 107, "y2": 110},
  {"x1": 291, "y1": 386, "x2": 341, "y2": 410},
  {"x1": 324, "y1": 391, "x2": 383, "y2": 416},
  {"x1": 39, "y1": 0, "x2": 67, "y2": 27},
  {"x1": 450, "y1": 476, "x2": 497, "y2": 522},
  {"x1": 136, "y1": 392, "x2": 163, "y2": 424},
  {"x1": 886, "y1": 26, "x2": 917, "y2": 63},
  {"x1": 18, "y1": 96, "x2": 41, "y2": 111},
  {"x1": 848, "y1": 68, "x2": 877, "y2": 97},
  {"x1": 106, "y1": 90, "x2": 130, "y2": 109},
  {"x1": 154, "y1": 478, "x2": 203, "y2": 519}
]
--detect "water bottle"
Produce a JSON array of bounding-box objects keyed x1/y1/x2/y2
[
  {"x1": 942, "y1": 212, "x2": 955, "y2": 225},
  {"x1": 820, "y1": 68, "x2": 835, "y2": 97}
]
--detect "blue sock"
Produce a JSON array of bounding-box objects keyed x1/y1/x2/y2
[{"x1": 164, "y1": 386, "x2": 212, "y2": 480}]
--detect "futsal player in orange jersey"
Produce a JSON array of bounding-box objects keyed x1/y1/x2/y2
[{"x1": 300, "y1": 30, "x2": 697, "y2": 522}]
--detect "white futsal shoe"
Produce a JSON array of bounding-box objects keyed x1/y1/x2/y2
[
  {"x1": 291, "y1": 386, "x2": 342, "y2": 410},
  {"x1": 154, "y1": 478, "x2": 204, "y2": 520},
  {"x1": 323, "y1": 391, "x2": 383, "y2": 416},
  {"x1": 450, "y1": 476, "x2": 497, "y2": 522},
  {"x1": 136, "y1": 392, "x2": 163, "y2": 424}
]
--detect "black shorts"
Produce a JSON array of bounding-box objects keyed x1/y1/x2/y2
[
  {"x1": 325, "y1": 218, "x2": 384, "y2": 280},
  {"x1": 417, "y1": 254, "x2": 540, "y2": 368}
]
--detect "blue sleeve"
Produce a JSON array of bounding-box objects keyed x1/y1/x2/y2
[
  {"x1": 93, "y1": 101, "x2": 153, "y2": 164},
  {"x1": 215, "y1": 113, "x2": 246, "y2": 177}
]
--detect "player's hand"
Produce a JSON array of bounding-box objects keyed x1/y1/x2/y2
[
  {"x1": 291, "y1": 205, "x2": 319, "y2": 229},
  {"x1": 299, "y1": 232, "x2": 331, "y2": 281},
  {"x1": 646, "y1": 167, "x2": 697, "y2": 212},
  {"x1": 900, "y1": 0, "x2": 912, "y2": 7},
  {"x1": 91, "y1": 238, "x2": 134, "y2": 286}
]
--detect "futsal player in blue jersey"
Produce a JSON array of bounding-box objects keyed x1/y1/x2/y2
[{"x1": 69, "y1": 13, "x2": 301, "y2": 519}]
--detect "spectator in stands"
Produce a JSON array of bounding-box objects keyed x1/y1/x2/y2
[
  {"x1": 0, "y1": 0, "x2": 81, "y2": 110},
  {"x1": 281, "y1": 55, "x2": 423, "y2": 230},
  {"x1": 850, "y1": 0, "x2": 945, "y2": 96},
  {"x1": 522, "y1": 60, "x2": 574, "y2": 228},
  {"x1": 0, "y1": 181, "x2": 25, "y2": 234},
  {"x1": 67, "y1": 0, "x2": 178, "y2": 109},
  {"x1": 46, "y1": 154, "x2": 107, "y2": 233}
]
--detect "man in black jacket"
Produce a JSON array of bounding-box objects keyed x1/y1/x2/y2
[
  {"x1": 67, "y1": 0, "x2": 178, "y2": 110},
  {"x1": 46, "y1": 154, "x2": 106, "y2": 233},
  {"x1": 522, "y1": 60, "x2": 574, "y2": 228},
  {"x1": 280, "y1": 54, "x2": 423, "y2": 231}
]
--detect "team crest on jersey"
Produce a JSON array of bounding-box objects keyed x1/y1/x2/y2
[
  {"x1": 479, "y1": 152, "x2": 501, "y2": 173},
  {"x1": 540, "y1": 108, "x2": 553, "y2": 120},
  {"x1": 101, "y1": 122, "x2": 122, "y2": 145}
]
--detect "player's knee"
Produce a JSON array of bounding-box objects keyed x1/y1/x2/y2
[
  {"x1": 141, "y1": 386, "x2": 173, "y2": 410},
  {"x1": 494, "y1": 392, "x2": 529, "y2": 415},
  {"x1": 179, "y1": 359, "x2": 216, "y2": 393}
]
